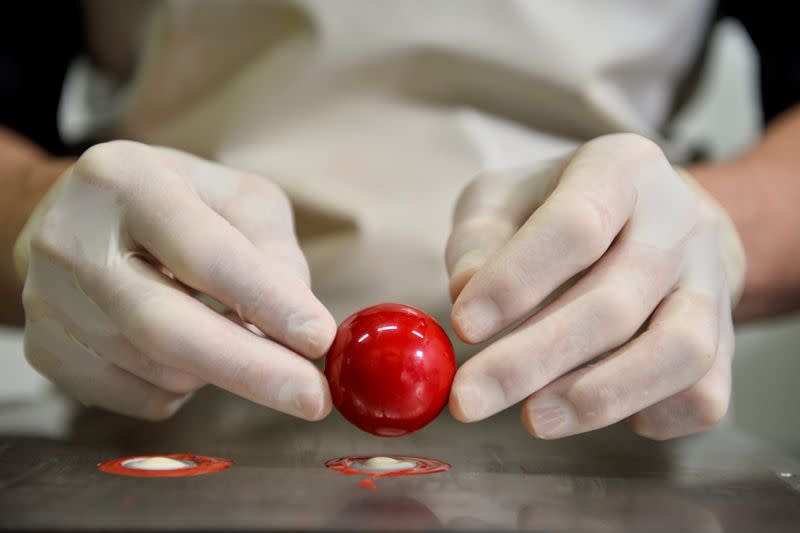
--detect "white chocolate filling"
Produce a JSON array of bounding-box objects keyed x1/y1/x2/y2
[
  {"x1": 122, "y1": 457, "x2": 196, "y2": 471},
  {"x1": 357, "y1": 456, "x2": 417, "y2": 472}
]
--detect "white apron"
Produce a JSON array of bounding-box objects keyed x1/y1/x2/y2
[{"x1": 62, "y1": 0, "x2": 715, "y2": 353}]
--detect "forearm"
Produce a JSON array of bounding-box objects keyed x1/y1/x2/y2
[
  {"x1": 0, "y1": 128, "x2": 71, "y2": 325},
  {"x1": 690, "y1": 104, "x2": 800, "y2": 321}
]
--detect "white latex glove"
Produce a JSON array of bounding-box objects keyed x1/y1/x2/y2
[
  {"x1": 446, "y1": 134, "x2": 746, "y2": 440},
  {"x1": 14, "y1": 141, "x2": 336, "y2": 421}
]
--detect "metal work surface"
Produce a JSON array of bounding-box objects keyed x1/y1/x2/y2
[{"x1": 1, "y1": 388, "x2": 799, "y2": 531}]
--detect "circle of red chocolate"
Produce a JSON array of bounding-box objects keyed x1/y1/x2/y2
[
  {"x1": 325, "y1": 456, "x2": 450, "y2": 477},
  {"x1": 97, "y1": 454, "x2": 232, "y2": 477},
  {"x1": 324, "y1": 303, "x2": 456, "y2": 436}
]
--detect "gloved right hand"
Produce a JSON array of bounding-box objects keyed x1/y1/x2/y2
[{"x1": 14, "y1": 141, "x2": 336, "y2": 421}]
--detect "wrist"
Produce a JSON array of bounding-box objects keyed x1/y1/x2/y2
[
  {"x1": 688, "y1": 156, "x2": 800, "y2": 320},
  {"x1": 0, "y1": 156, "x2": 72, "y2": 324},
  {"x1": 676, "y1": 166, "x2": 747, "y2": 306}
]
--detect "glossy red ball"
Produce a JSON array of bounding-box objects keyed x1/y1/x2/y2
[{"x1": 325, "y1": 303, "x2": 456, "y2": 437}]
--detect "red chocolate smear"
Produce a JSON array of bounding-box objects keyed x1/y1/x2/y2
[{"x1": 358, "y1": 478, "x2": 378, "y2": 490}]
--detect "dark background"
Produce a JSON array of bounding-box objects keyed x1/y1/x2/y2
[{"x1": 1, "y1": 1, "x2": 797, "y2": 156}]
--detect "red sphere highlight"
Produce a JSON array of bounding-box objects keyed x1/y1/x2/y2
[{"x1": 325, "y1": 303, "x2": 456, "y2": 436}]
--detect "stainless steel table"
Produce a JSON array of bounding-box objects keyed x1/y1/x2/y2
[{"x1": 1, "y1": 387, "x2": 799, "y2": 531}]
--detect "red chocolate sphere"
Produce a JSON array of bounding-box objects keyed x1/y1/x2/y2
[{"x1": 325, "y1": 303, "x2": 456, "y2": 436}]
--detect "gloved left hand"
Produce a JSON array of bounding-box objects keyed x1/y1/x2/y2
[{"x1": 446, "y1": 133, "x2": 745, "y2": 440}]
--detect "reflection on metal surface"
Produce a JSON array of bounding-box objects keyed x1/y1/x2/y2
[
  {"x1": 0, "y1": 387, "x2": 798, "y2": 530},
  {"x1": 776, "y1": 471, "x2": 800, "y2": 493},
  {"x1": 332, "y1": 495, "x2": 441, "y2": 530},
  {"x1": 515, "y1": 489, "x2": 722, "y2": 532}
]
